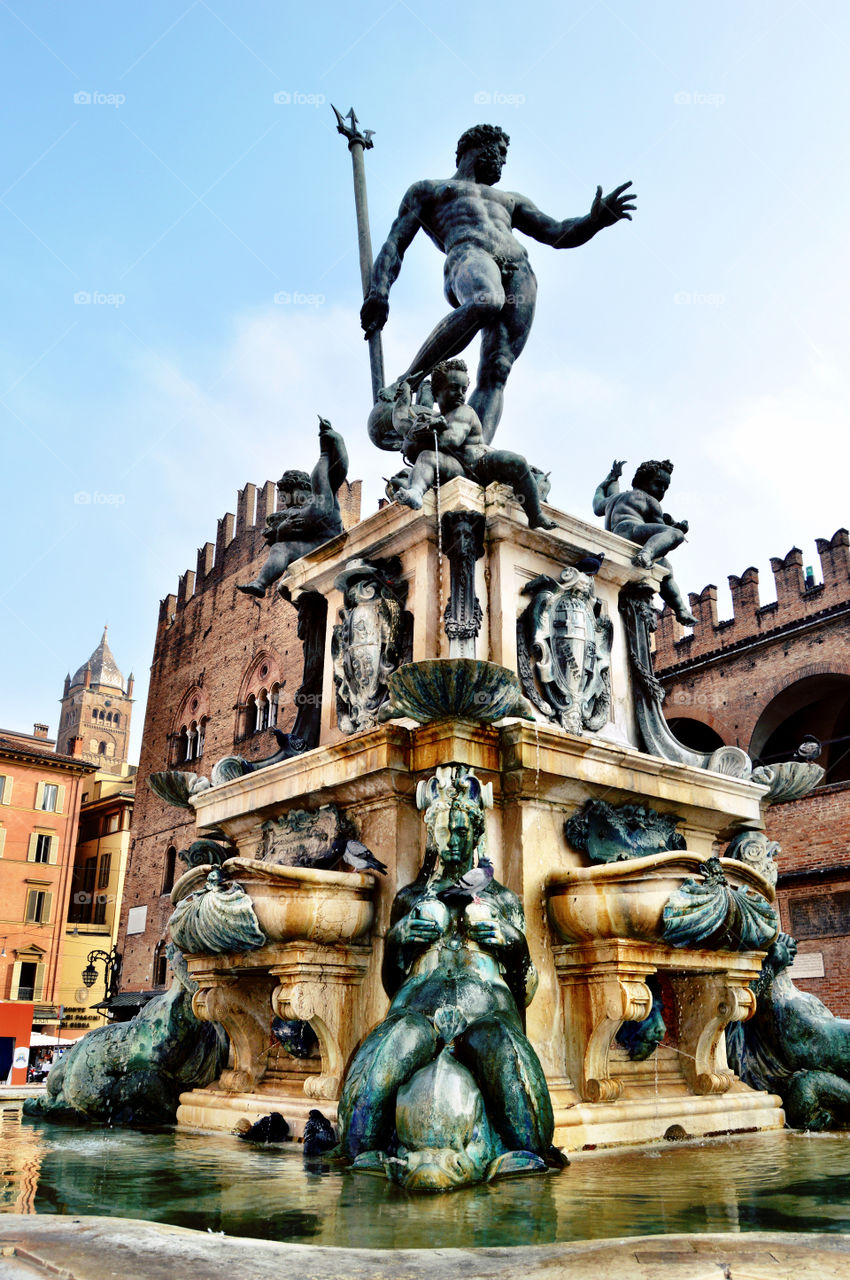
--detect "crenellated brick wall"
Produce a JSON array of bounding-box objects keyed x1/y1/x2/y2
[{"x1": 654, "y1": 528, "x2": 850, "y2": 668}]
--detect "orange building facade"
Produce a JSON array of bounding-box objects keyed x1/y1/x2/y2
[{"x1": 0, "y1": 726, "x2": 94, "y2": 1075}]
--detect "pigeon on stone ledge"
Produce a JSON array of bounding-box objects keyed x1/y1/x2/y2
[
  {"x1": 339, "y1": 839, "x2": 388, "y2": 876},
  {"x1": 574, "y1": 552, "x2": 605, "y2": 576},
  {"x1": 303, "y1": 1108, "x2": 337, "y2": 1157},
  {"x1": 234, "y1": 1112, "x2": 290, "y2": 1143}
]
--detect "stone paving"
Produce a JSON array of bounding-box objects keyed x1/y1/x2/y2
[{"x1": 1, "y1": 1220, "x2": 850, "y2": 1280}]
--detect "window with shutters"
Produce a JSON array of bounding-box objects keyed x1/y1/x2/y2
[
  {"x1": 32, "y1": 833, "x2": 52, "y2": 863},
  {"x1": 15, "y1": 959, "x2": 40, "y2": 1001},
  {"x1": 0, "y1": 774, "x2": 11, "y2": 805},
  {"x1": 39, "y1": 783, "x2": 59, "y2": 812},
  {"x1": 25, "y1": 889, "x2": 52, "y2": 924},
  {"x1": 97, "y1": 852, "x2": 112, "y2": 889}
]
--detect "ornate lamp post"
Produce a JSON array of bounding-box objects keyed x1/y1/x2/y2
[{"x1": 81, "y1": 947, "x2": 122, "y2": 1003}]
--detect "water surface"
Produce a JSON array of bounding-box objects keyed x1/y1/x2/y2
[{"x1": 3, "y1": 1106, "x2": 850, "y2": 1249}]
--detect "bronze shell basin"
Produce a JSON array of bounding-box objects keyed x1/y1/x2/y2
[
  {"x1": 171, "y1": 858, "x2": 375, "y2": 946},
  {"x1": 546, "y1": 851, "x2": 775, "y2": 945}
]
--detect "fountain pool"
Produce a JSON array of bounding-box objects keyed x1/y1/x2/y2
[{"x1": 3, "y1": 1105, "x2": 850, "y2": 1250}]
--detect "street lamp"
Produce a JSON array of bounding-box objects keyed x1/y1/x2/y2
[{"x1": 81, "y1": 947, "x2": 122, "y2": 1001}]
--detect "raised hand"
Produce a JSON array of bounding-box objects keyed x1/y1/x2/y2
[
  {"x1": 610, "y1": 459, "x2": 626, "y2": 479},
  {"x1": 361, "y1": 291, "x2": 389, "y2": 338},
  {"x1": 590, "y1": 181, "x2": 637, "y2": 229}
]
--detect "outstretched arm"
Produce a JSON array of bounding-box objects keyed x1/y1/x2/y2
[
  {"x1": 592, "y1": 459, "x2": 626, "y2": 516},
  {"x1": 361, "y1": 183, "x2": 428, "y2": 338},
  {"x1": 513, "y1": 182, "x2": 636, "y2": 249}
]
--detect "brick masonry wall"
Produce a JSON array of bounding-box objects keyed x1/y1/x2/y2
[
  {"x1": 770, "y1": 784, "x2": 850, "y2": 1016},
  {"x1": 652, "y1": 529, "x2": 850, "y2": 1016},
  {"x1": 117, "y1": 479, "x2": 361, "y2": 992},
  {"x1": 657, "y1": 610, "x2": 850, "y2": 752}
]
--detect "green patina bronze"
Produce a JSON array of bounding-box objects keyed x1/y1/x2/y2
[
  {"x1": 23, "y1": 948, "x2": 227, "y2": 1128},
  {"x1": 379, "y1": 658, "x2": 534, "y2": 726},
  {"x1": 661, "y1": 857, "x2": 778, "y2": 951},
  {"x1": 727, "y1": 933, "x2": 850, "y2": 1129},
  {"x1": 168, "y1": 867, "x2": 266, "y2": 954},
  {"x1": 337, "y1": 764, "x2": 559, "y2": 1191}
]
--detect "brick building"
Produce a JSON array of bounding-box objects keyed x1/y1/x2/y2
[
  {"x1": 654, "y1": 527, "x2": 850, "y2": 1013},
  {"x1": 115, "y1": 477, "x2": 361, "y2": 1005}
]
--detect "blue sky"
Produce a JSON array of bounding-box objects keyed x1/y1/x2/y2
[{"x1": 2, "y1": 0, "x2": 849, "y2": 762}]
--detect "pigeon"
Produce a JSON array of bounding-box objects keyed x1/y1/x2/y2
[
  {"x1": 303, "y1": 1108, "x2": 337, "y2": 1157},
  {"x1": 234, "y1": 1111, "x2": 290, "y2": 1144},
  {"x1": 271, "y1": 1017, "x2": 319, "y2": 1059},
  {"x1": 438, "y1": 862, "x2": 494, "y2": 904},
  {"x1": 574, "y1": 552, "x2": 605, "y2": 576},
  {"x1": 340, "y1": 839, "x2": 388, "y2": 876},
  {"x1": 795, "y1": 736, "x2": 822, "y2": 762}
]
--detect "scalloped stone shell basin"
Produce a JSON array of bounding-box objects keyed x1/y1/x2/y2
[
  {"x1": 4, "y1": 1110, "x2": 850, "y2": 1247},
  {"x1": 546, "y1": 851, "x2": 775, "y2": 945},
  {"x1": 172, "y1": 858, "x2": 375, "y2": 946},
  {"x1": 382, "y1": 658, "x2": 534, "y2": 723}
]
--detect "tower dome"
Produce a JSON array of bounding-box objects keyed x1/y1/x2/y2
[{"x1": 70, "y1": 626, "x2": 125, "y2": 692}]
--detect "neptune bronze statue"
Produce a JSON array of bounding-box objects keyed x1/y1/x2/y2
[{"x1": 337, "y1": 764, "x2": 558, "y2": 1190}]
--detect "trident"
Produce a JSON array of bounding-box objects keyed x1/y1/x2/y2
[{"x1": 332, "y1": 105, "x2": 385, "y2": 403}]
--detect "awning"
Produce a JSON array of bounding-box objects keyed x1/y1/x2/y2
[
  {"x1": 29, "y1": 1032, "x2": 76, "y2": 1048},
  {"x1": 94, "y1": 990, "x2": 157, "y2": 1011}
]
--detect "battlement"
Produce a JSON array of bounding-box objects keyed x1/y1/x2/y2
[
  {"x1": 155, "y1": 478, "x2": 362, "y2": 636},
  {"x1": 655, "y1": 528, "x2": 849, "y2": 670}
]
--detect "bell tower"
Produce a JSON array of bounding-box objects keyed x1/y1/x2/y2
[{"x1": 56, "y1": 627, "x2": 134, "y2": 774}]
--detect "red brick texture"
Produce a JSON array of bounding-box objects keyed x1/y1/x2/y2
[
  {"x1": 653, "y1": 529, "x2": 850, "y2": 1015},
  {"x1": 116, "y1": 480, "x2": 361, "y2": 992}
]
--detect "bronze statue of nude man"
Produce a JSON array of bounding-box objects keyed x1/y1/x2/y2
[{"x1": 362, "y1": 124, "x2": 636, "y2": 443}]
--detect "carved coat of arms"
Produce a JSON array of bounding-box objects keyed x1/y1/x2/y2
[
  {"x1": 517, "y1": 567, "x2": 613, "y2": 734},
  {"x1": 331, "y1": 557, "x2": 412, "y2": 734}
]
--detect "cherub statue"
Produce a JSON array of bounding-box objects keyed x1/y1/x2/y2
[
  {"x1": 593, "y1": 458, "x2": 696, "y2": 625},
  {"x1": 237, "y1": 418, "x2": 348, "y2": 599},
  {"x1": 390, "y1": 358, "x2": 555, "y2": 530}
]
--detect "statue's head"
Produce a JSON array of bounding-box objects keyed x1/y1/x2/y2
[
  {"x1": 456, "y1": 124, "x2": 510, "y2": 185},
  {"x1": 431, "y1": 358, "x2": 469, "y2": 411},
  {"x1": 417, "y1": 765, "x2": 493, "y2": 881},
  {"x1": 277, "y1": 469, "x2": 311, "y2": 508},
  {"x1": 753, "y1": 932, "x2": 797, "y2": 997},
  {"x1": 632, "y1": 459, "x2": 674, "y2": 501},
  {"x1": 442, "y1": 795, "x2": 485, "y2": 874}
]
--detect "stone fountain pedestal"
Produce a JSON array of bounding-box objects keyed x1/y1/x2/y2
[{"x1": 175, "y1": 479, "x2": 783, "y2": 1147}]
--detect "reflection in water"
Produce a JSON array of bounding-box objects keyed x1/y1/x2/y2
[{"x1": 2, "y1": 1108, "x2": 850, "y2": 1249}]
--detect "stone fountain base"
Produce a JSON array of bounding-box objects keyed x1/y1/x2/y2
[{"x1": 172, "y1": 488, "x2": 787, "y2": 1152}]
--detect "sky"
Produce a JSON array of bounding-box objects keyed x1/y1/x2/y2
[{"x1": 2, "y1": 0, "x2": 849, "y2": 764}]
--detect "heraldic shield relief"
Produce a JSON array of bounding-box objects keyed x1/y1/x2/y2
[
  {"x1": 517, "y1": 567, "x2": 613, "y2": 734},
  {"x1": 331, "y1": 556, "x2": 412, "y2": 734}
]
